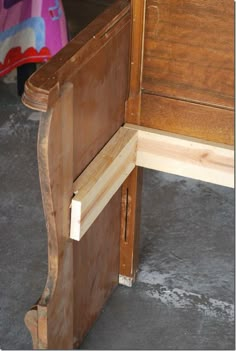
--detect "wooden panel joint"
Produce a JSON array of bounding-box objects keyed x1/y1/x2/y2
[{"x1": 70, "y1": 124, "x2": 234, "y2": 241}]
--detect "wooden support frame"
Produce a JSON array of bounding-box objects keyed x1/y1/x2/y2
[
  {"x1": 19, "y1": 1, "x2": 234, "y2": 348},
  {"x1": 70, "y1": 128, "x2": 138, "y2": 240},
  {"x1": 119, "y1": 0, "x2": 146, "y2": 286},
  {"x1": 71, "y1": 123, "x2": 234, "y2": 241}
]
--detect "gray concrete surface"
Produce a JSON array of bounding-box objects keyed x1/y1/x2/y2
[
  {"x1": 81, "y1": 171, "x2": 235, "y2": 350},
  {"x1": 0, "y1": 78, "x2": 234, "y2": 349},
  {"x1": 0, "y1": 78, "x2": 47, "y2": 350}
]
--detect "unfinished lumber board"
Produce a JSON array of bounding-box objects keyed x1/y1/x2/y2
[
  {"x1": 126, "y1": 124, "x2": 234, "y2": 188},
  {"x1": 71, "y1": 127, "x2": 137, "y2": 241},
  {"x1": 71, "y1": 124, "x2": 234, "y2": 242}
]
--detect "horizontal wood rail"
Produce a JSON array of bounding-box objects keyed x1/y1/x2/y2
[
  {"x1": 70, "y1": 124, "x2": 234, "y2": 241},
  {"x1": 70, "y1": 128, "x2": 137, "y2": 241}
]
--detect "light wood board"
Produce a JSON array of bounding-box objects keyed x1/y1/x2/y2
[
  {"x1": 71, "y1": 124, "x2": 234, "y2": 241},
  {"x1": 71, "y1": 128, "x2": 137, "y2": 240}
]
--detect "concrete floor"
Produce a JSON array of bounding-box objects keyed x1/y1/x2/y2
[
  {"x1": 0, "y1": 76, "x2": 234, "y2": 350},
  {"x1": 81, "y1": 171, "x2": 235, "y2": 350},
  {"x1": 0, "y1": 77, "x2": 47, "y2": 350}
]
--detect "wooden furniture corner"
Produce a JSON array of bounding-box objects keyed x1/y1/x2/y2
[{"x1": 22, "y1": 0, "x2": 234, "y2": 349}]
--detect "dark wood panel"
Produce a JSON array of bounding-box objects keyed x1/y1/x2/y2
[
  {"x1": 70, "y1": 2, "x2": 130, "y2": 346},
  {"x1": 72, "y1": 17, "x2": 130, "y2": 343},
  {"x1": 120, "y1": 167, "x2": 143, "y2": 279},
  {"x1": 141, "y1": 93, "x2": 234, "y2": 145},
  {"x1": 37, "y1": 84, "x2": 74, "y2": 349},
  {"x1": 22, "y1": 1, "x2": 131, "y2": 349},
  {"x1": 73, "y1": 18, "x2": 130, "y2": 178},
  {"x1": 73, "y1": 190, "x2": 121, "y2": 347},
  {"x1": 143, "y1": 0, "x2": 234, "y2": 109}
]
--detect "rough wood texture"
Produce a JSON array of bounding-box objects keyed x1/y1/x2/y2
[
  {"x1": 71, "y1": 128, "x2": 137, "y2": 241},
  {"x1": 141, "y1": 93, "x2": 234, "y2": 145},
  {"x1": 22, "y1": 1, "x2": 131, "y2": 349}
]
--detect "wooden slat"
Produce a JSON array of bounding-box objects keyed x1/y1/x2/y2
[
  {"x1": 141, "y1": 93, "x2": 234, "y2": 145},
  {"x1": 129, "y1": 124, "x2": 234, "y2": 188},
  {"x1": 71, "y1": 124, "x2": 234, "y2": 242},
  {"x1": 71, "y1": 128, "x2": 137, "y2": 241}
]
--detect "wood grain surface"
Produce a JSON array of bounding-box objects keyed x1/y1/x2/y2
[
  {"x1": 22, "y1": 0, "x2": 130, "y2": 112},
  {"x1": 71, "y1": 128, "x2": 137, "y2": 241},
  {"x1": 141, "y1": 0, "x2": 234, "y2": 145},
  {"x1": 36, "y1": 83, "x2": 74, "y2": 349},
  {"x1": 73, "y1": 190, "x2": 121, "y2": 347},
  {"x1": 120, "y1": 167, "x2": 143, "y2": 279},
  {"x1": 72, "y1": 12, "x2": 130, "y2": 178},
  {"x1": 141, "y1": 93, "x2": 234, "y2": 145},
  {"x1": 72, "y1": 8, "x2": 131, "y2": 341},
  {"x1": 71, "y1": 123, "x2": 234, "y2": 246},
  {"x1": 125, "y1": 0, "x2": 146, "y2": 123},
  {"x1": 22, "y1": 1, "x2": 131, "y2": 348},
  {"x1": 21, "y1": 1, "x2": 234, "y2": 348},
  {"x1": 120, "y1": 0, "x2": 146, "y2": 283},
  {"x1": 143, "y1": 0, "x2": 234, "y2": 109}
]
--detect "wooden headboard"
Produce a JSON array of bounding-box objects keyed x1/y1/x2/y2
[{"x1": 140, "y1": 0, "x2": 234, "y2": 144}]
